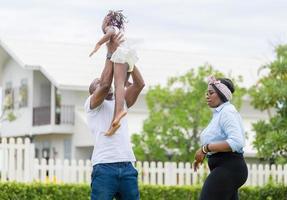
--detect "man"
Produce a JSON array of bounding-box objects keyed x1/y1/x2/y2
[{"x1": 85, "y1": 32, "x2": 145, "y2": 200}]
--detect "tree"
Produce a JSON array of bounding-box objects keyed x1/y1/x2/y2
[
  {"x1": 0, "y1": 94, "x2": 16, "y2": 124},
  {"x1": 132, "y1": 64, "x2": 246, "y2": 162},
  {"x1": 249, "y1": 45, "x2": 287, "y2": 164},
  {"x1": 0, "y1": 110, "x2": 16, "y2": 123}
]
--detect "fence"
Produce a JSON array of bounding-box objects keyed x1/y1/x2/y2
[
  {"x1": 33, "y1": 159, "x2": 92, "y2": 183},
  {"x1": 1, "y1": 138, "x2": 287, "y2": 186},
  {"x1": 0, "y1": 137, "x2": 34, "y2": 182},
  {"x1": 136, "y1": 161, "x2": 287, "y2": 186}
]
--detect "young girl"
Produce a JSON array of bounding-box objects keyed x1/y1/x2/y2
[{"x1": 89, "y1": 10, "x2": 138, "y2": 136}]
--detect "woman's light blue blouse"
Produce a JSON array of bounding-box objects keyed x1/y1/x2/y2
[{"x1": 200, "y1": 102, "x2": 245, "y2": 153}]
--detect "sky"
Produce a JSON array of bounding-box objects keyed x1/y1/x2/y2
[
  {"x1": 0, "y1": 0, "x2": 286, "y2": 56},
  {"x1": 0, "y1": 0, "x2": 287, "y2": 109}
]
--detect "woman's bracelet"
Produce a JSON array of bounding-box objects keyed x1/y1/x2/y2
[{"x1": 202, "y1": 145, "x2": 208, "y2": 154}]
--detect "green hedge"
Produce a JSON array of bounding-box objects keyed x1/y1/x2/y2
[
  {"x1": 140, "y1": 185, "x2": 201, "y2": 200},
  {"x1": 0, "y1": 182, "x2": 286, "y2": 200},
  {"x1": 240, "y1": 185, "x2": 287, "y2": 200},
  {"x1": 0, "y1": 182, "x2": 89, "y2": 200}
]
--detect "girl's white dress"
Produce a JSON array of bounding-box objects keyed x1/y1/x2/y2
[{"x1": 110, "y1": 28, "x2": 138, "y2": 72}]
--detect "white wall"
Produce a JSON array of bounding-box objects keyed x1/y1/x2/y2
[
  {"x1": 33, "y1": 134, "x2": 72, "y2": 160},
  {"x1": 60, "y1": 89, "x2": 87, "y2": 107},
  {"x1": 74, "y1": 146, "x2": 93, "y2": 161},
  {"x1": 0, "y1": 46, "x2": 9, "y2": 88},
  {"x1": 1, "y1": 58, "x2": 33, "y2": 137},
  {"x1": 33, "y1": 71, "x2": 51, "y2": 107}
]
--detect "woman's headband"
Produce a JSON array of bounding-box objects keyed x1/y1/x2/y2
[{"x1": 208, "y1": 76, "x2": 232, "y2": 102}]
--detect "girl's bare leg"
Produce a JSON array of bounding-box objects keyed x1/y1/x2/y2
[
  {"x1": 105, "y1": 123, "x2": 121, "y2": 136},
  {"x1": 106, "y1": 63, "x2": 128, "y2": 136},
  {"x1": 113, "y1": 63, "x2": 128, "y2": 125}
]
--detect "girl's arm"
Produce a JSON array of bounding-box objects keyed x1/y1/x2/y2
[
  {"x1": 89, "y1": 27, "x2": 116, "y2": 57},
  {"x1": 97, "y1": 28, "x2": 115, "y2": 45}
]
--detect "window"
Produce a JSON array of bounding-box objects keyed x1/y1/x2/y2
[
  {"x1": 19, "y1": 79, "x2": 28, "y2": 108},
  {"x1": 35, "y1": 148, "x2": 40, "y2": 159},
  {"x1": 42, "y1": 141, "x2": 51, "y2": 160},
  {"x1": 4, "y1": 82, "x2": 14, "y2": 110},
  {"x1": 55, "y1": 88, "x2": 61, "y2": 124},
  {"x1": 64, "y1": 139, "x2": 71, "y2": 160}
]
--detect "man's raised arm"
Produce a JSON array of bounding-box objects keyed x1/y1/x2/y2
[{"x1": 125, "y1": 66, "x2": 145, "y2": 108}]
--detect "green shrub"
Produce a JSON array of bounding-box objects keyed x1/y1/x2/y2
[
  {"x1": 0, "y1": 182, "x2": 286, "y2": 200},
  {"x1": 240, "y1": 184, "x2": 287, "y2": 200},
  {"x1": 139, "y1": 185, "x2": 201, "y2": 200},
  {"x1": 0, "y1": 182, "x2": 89, "y2": 200}
]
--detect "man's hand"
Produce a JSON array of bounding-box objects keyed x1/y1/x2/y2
[
  {"x1": 193, "y1": 148, "x2": 206, "y2": 172},
  {"x1": 106, "y1": 32, "x2": 124, "y2": 53}
]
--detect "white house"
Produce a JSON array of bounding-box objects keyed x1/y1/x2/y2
[{"x1": 0, "y1": 38, "x2": 269, "y2": 163}]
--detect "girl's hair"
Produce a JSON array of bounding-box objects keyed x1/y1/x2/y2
[{"x1": 106, "y1": 10, "x2": 127, "y2": 30}]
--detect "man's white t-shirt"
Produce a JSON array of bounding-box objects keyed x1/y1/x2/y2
[{"x1": 84, "y1": 96, "x2": 136, "y2": 166}]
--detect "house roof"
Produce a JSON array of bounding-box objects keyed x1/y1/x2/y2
[{"x1": 0, "y1": 38, "x2": 262, "y2": 92}]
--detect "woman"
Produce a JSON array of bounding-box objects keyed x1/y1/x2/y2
[{"x1": 194, "y1": 76, "x2": 248, "y2": 200}]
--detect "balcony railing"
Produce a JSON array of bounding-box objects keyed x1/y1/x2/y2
[
  {"x1": 33, "y1": 106, "x2": 51, "y2": 126},
  {"x1": 56, "y1": 105, "x2": 75, "y2": 125},
  {"x1": 33, "y1": 105, "x2": 75, "y2": 126}
]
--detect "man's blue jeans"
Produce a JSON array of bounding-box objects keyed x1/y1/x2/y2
[{"x1": 91, "y1": 162, "x2": 139, "y2": 200}]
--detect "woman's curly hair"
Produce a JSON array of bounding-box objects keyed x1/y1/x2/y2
[{"x1": 106, "y1": 10, "x2": 127, "y2": 30}]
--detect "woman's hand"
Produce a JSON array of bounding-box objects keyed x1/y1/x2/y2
[{"x1": 193, "y1": 147, "x2": 206, "y2": 172}]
